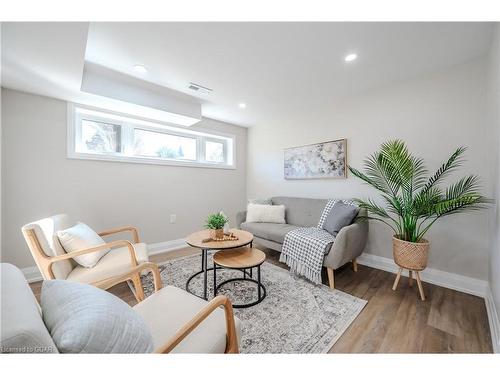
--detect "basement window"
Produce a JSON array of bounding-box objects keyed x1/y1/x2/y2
[{"x1": 68, "y1": 104, "x2": 235, "y2": 168}]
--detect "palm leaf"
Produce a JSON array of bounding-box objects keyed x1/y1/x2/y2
[
  {"x1": 353, "y1": 198, "x2": 401, "y2": 234},
  {"x1": 421, "y1": 146, "x2": 466, "y2": 194},
  {"x1": 349, "y1": 141, "x2": 489, "y2": 242},
  {"x1": 349, "y1": 164, "x2": 390, "y2": 195}
]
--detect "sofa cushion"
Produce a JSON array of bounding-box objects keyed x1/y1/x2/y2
[
  {"x1": 0, "y1": 263, "x2": 58, "y2": 353},
  {"x1": 322, "y1": 202, "x2": 359, "y2": 236},
  {"x1": 57, "y1": 222, "x2": 109, "y2": 268},
  {"x1": 241, "y1": 222, "x2": 297, "y2": 244},
  {"x1": 133, "y1": 285, "x2": 241, "y2": 353},
  {"x1": 66, "y1": 243, "x2": 148, "y2": 284},
  {"x1": 41, "y1": 279, "x2": 154, "y2": 353},
  {"x1": 246, "y1": 203, "x2": 286, "y2": 224},
  {"x1": 271, "y1": 197, "x2": 329, "y2": 227}
]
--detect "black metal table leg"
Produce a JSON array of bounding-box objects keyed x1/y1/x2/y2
[
  {"x1": 213, "y1": 263, "x2": 217, "y2": 296},
  {"x1": 185, "y1": 236, "x2": 255, "y2": 301},
  {"x1": 214, "y1": 260, "x2": 266, "y2": 308},
  {"x1": 203, "y1": 249, "x2": 208, "y2": 300},
  {"x1": 258, "y1": 265, "x2": 262, "y2": 300}
]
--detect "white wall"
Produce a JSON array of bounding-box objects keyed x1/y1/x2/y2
[
  {"x1": 1, "y1": 88, "x2": 247, "y2": 269},
  {"x1": 247, "y1": 58, "x2": 492, "y2": 280},
  {"x1": 487, "y1": 24, "x2": 500, "y2": 342},
  {"x1": 0, "y1": 87, "x2": 2, "y2": 258}
]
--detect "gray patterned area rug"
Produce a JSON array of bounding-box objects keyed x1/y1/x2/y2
[{"x1": 139, "y1": 253, "x2": 366, "y2": 353}]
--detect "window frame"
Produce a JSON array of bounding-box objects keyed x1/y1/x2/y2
[
  {"x1": 203, "y1": 137, "x2": 228, "y2": 164},
  {"x1": 67, "y1": 103, "x2": 236, "y2": 169},
  {"x1": 131, "y1": 126, "x2": 199, "y2": 162}
]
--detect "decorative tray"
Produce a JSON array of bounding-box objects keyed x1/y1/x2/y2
[{"x1": 202, "y1": 233, "x2": 239, "y2": 243}]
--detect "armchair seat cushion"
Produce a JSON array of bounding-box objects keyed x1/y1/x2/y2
[
  {"x1": 241, "y1": 222, "x2": 297, "y2": 244},
  {"x1": 66, "y1": 243, "x2": 148, "y2": 284},
  {"x1": 133, "y1": 286, "x2": 242, "y2": 353}
]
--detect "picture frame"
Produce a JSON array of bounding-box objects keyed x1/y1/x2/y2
[{"x1": 284, "y1": 138, "x2": 347, "y2": 180}]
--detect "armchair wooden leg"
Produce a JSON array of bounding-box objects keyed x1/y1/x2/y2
[
  {"x1": 409, "y1": 270, "x2": 413, "y2": 286},
  {"x1": 352, "y1": 258, "x2": 358, "y2": 272},
  {"x1": 132, "y1": 273, "x2": 145, "y2": 302},
  {"x1": 327, "y1": 267, "x2": 335, "y2": 289}
]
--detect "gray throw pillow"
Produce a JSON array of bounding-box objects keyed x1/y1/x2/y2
[
  {"x1": 41, "y1": 279, "x2": 154, "y2": 353},
  {"x1": 322, "y1": 202, "x2": 360, "y2": 236}
]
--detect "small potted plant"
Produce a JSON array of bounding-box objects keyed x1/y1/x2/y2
[
  {"x1": 349, "y1": 140, "x2": 489, "y2": 274},
  {"x1": 205, "y1": 212, "x2": 229, "y2": 240}
]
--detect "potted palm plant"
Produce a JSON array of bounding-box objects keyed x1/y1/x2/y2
[
  {"x1": 348, "y1": 140, "x2": 489, "y2": 274},
  {"x1": 205, "y1": 212, "x2": 229, "y2": 240}
]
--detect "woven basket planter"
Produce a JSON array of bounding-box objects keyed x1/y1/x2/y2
[
  {"x1": 211, "y1": 228, "x2": 224, "y2": 240},
  {"x1": 392, "y1": 236, "x2": 429, "y2": 271}
]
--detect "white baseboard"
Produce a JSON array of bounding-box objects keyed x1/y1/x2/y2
[
  {"x1": 485, "y1": 287, "x2": 500, "y2": 353},
  {"x1": 147, "y1": 238, "x2": 187, "y2": 255},
  {"x1": 357, "y1": 252, "x2": 489, "y2": 297}
]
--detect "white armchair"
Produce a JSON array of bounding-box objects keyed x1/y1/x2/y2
[
  {"x1": 22, "y1": 214, "x2": 149, "y2": 301},
  {"x1": 0, "y1": 263, "x2": 240, "y2": 353}
]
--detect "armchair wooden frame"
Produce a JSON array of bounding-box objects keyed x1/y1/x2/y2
[
  {"x1": 101, "y1": 263, "x2": 239, "y2": 354},
  {"x1": 24, "y1": 224, "x2": 239, "y2": 353},
  {"x1": 155, "y1": 295, "x2": 239, "y2": 354},
  {"x1": 98, "y1": 226, "x2": 140, "y2": 244},
  {"x1": 23, "y1": 225, "x2": 146, "y2": 302}
]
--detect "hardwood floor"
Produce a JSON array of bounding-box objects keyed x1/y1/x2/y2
[{"x1": 29, "y1": 246, "x2": 493, "y2": 353}]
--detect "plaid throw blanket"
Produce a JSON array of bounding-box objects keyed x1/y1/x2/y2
[{"x1": 279, "y1": 199, "x2": 356, "y2": 284}]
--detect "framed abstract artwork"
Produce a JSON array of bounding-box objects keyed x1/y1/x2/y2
[{"x1": 284, "y1": 138, "x2": 347, "y2": 180}]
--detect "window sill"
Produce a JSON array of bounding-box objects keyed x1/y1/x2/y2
[{"x1": 67, "y1": 151, "x2": 236, "y2": 170}]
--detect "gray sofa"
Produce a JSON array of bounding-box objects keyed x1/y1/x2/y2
[{"x1": 236, "y1": 196, "x2": 368, "y2": 288}]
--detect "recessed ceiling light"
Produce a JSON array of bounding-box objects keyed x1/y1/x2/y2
[
  {"x1": 344, "y1": 53, "x2": 358, "y2": 62},
  {"x1": 239, "y1": 103, "x2": 247, "y2": 109},
  {"x1": 133, "y1": 64, "x2": 148, "y2": 73}
]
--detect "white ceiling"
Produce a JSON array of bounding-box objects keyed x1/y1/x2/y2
[
  {"x1": 1, "y1": 22, "x2": 89, "y2": 99},
  {"x1": 2, "y1": 22, "x2": 495, "y2": 127}
]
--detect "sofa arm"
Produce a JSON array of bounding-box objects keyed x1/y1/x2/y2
[
  {"x1": 323, "y1": 220, "x2": 368, "y2": 270},
  {"x1": 236, "y1": 211, "x2": 247, "y2": 229}
]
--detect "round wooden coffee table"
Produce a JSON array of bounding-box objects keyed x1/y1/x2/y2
[
  {"x1": 213, "y1": 247, "x2": 267, "y2": 308},
  {"x1": 185, "y1": 229, "x2": 253, "y2": 300}
]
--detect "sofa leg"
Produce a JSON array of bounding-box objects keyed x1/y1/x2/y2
[
  {"x1": 352, "y1": 258, "x2": 358, "y2": 272},
  {"x1": 327, "y1": 267, "x2": 335, "y2": 289}
]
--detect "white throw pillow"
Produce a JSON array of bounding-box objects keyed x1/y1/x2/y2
[
  {"x1": 57, "y1": 223, "x2": 109, "y2": 268},
  {"x1": 246, "y1": 203, "x2": 286, "y2": 224}
]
